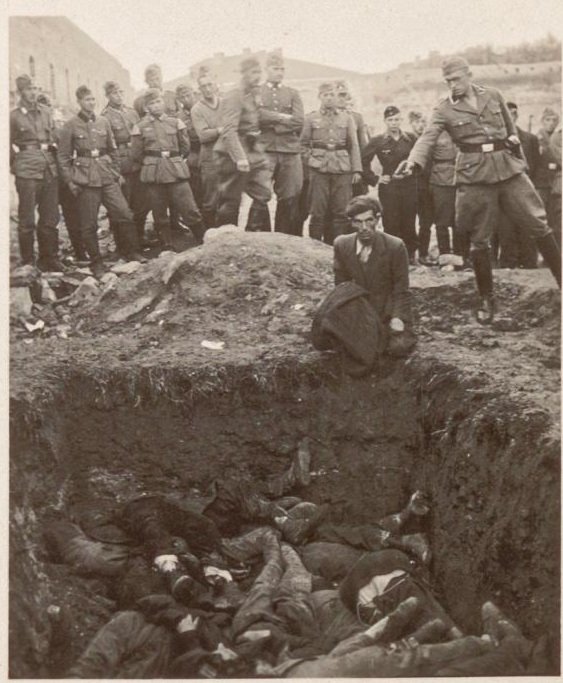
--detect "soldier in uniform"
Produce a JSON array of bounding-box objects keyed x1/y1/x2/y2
[
  {"x1": 300, "y1": 82, "x2": 362, "y2": 244},
  {"x1": 175, "y1": 84, "x2": 203, "y2": 211},
  {"x1": 130, "y1": 89, "x2": 205, "y2": 250},
  {"x1": 362, "y1": 106, "x2": 418, "y2": 262},
  {"x1": 58, "y1": 86, "x2": 142, "y2": 278},
  {"x1": 10, "y1": 74, "x2": 62, "y2": 270},
  {"x1": 547, "y1": 127, "x2": 561, "y2": 241},
  {"x1": 396, "y1": 57, "x2": 561, "y2": 323},
  {"x1": 249, "y1": 51, "x2": 304, "y2": 235},
  {"x1": 191, "y1": 69, "x2": 222, "y2": 229},
  {"x1": 409, "y1": 111, "x2": 435, "y2": 265},
  {"x1": 213, "y1": 57, "x2": 272, "y2": 231},
  {"x1": 536, "y1": 107, "x2": 561, "y2": 243},
  {"x1": 495, "y1": 101, "x2": 540, "y2": 268},
  {"x1": 335, "y1": 80, "x2": 370, "y2": 197},
  {"x1": 133, "y1": 64, "x2": 178, "y2": 119},
  {"x1": 101, "y1": 81, "x2": 148, "y2": 257}
]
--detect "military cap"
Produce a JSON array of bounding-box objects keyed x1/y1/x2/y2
[
  {"x1": 442, "y1": 56, "x2": 470, "y2": 77},
  {"x1": 408, "y1": 110, "x2": 425, "y2": 122},
  {"x1": 144, "y1": 88, "x2": 162, "y2": 106},
  {"x1": 144, "y1": 63, "x2": 162, "y2": 77},
  {"x1": 76, "y1": 85, "x2": 92, "y2": 100},
  {"x1": 346, "y1": 195, "x2": 383, "y2": 219},
  {"x1": 266, "y1": 51, "x2": 284, "y2": 67},
  {"x1": 104, "y1": 80, "x2": 120, "y2": 96},
  {"x1": 318, "y1": 81, "x2": 335, "y2": 95},
  {"x1": 384, "y1": 105, "x2": 400, "y2": 119},
  {"x1": 175, "y1": 84, "x2": 193, "y2": 96},
  {"x1": 541, "y1": 107, "x2": 559, "y2": 120},
  {"x1": 16, "y1": 74, "x2": 34, "y2": 92},
  {"x1": 240, "y1": 56, "x2": 260, "y2": 73}
]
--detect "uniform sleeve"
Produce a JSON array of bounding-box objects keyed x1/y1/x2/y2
[
  {"x1": 390, "y1": 240, "x2": 412, "y2": 323},
  {"x1": 191, "y1": 105, "x2": 220, "y2": 144},
  {"x1": 130, "y1": 123, "x2": 143, "y2": 164},
  {"x1": 105, "y1": 118, "x2": 120, "y2": 170},
  {"x1": 218, "y1": 90, "x2": 247, "y2": 163},
  {"x1": 177, "y1": 118, "x2": 191, "y2": 157},
  {"x1": 361, "y1": 137, "x2": 380, "y2": 185},
  {"x1": 57, "y1": 120, "x2": 74, "y2": 186},
  {"x1": 333, "y1": 238, "x2": 352, "y2": 285},
  {"x1": 527, "y1": 133, "x2": 541, "y2": 181},
  {"x1": 9, "y1": 112, "x2": 17, "y2": 171},
  {"x1": 288, "y1": 89, "x2": 305, "y2": 134},
  {"x1": 300, "y1": 114, "x2": 313, "y2": 162},
  {"x1": 355, "y1": 112, "x2": 370, "y2": 151},
  {"x1": 408, "y1": 105, "x2": 447, "y2": 169},
  {"x1": 346, "y1": 114, "x2": 362, "y2": 173}
]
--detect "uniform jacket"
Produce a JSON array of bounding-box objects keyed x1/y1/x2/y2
[
  {"x1": 350, "y1": 110, "x2": 370, "y2": 151},
  {"x1": 515, "y1": 126, "x2": 540, "y2": 180},
  {"x1": 133, "y1": 89, "x2": 178, "y2": 119},
  {"x1": 191, "y1": 98, "x2": 222, "y2": 163},
  {"x1": 361, "y1": 130, "x2": 416, "y2": 188},
  {"x1": 57, "y1": 112, "x2": 120, "y2": 188},
  {"x1": 301, "y1": 108, "x2": 362, "y2": 174},
  {"x1": 177, "y1": 104, "x2": 201, "y2": 168},
  {"x1": 258, "y1": 82, "x2": 304, "y2": 153},
  {"x1": 333, "y1": 231, "x2": 412, "y2": 323},
  {"x1": 10, "y1": 102, "x2": 58, "y2": 179},
  {"x1": 131, "y1": 113, "x2": 191, "y2": 184},
  {"x1": 214, "y1": 84, "x2": 262, "y2": 163},
  {"x1": 408, "y1": 84, "x2": 527, "y2": 185},
  {"x1": 536, "y1": 128, "x2": 559, "y2": 190},
  {"x1": 429, "y1": 130, "x2": 457, "y2": 186},
  {"x1": 547, "y1": 128, "x2": 562, "y2": 196},
  {"x1": 100, "y1": 103, "x2": 140, "y2": 175}
]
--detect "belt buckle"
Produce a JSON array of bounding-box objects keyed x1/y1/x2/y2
[
  {"x1": 548, "y1": 162, "x2": 557, "y2": 171},
  {"x1": 161, "y1": 150, "x2": 170, "y2": 158},
  {"x1": 326, "y1": 143, "x2": 336, "y2": 151},
  {"x1": 40, "y1": 143, "x2": 49, "y2": 151},
  {"x1": 91, "y1": 148, "x2": 100, "y2": 158},
  {"x1": 481, "y1": 143, "x2": 494, "y2": 153}
]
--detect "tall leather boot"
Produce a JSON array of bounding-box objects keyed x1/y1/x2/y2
[
  {"x1": 156, "y1": 220, "x2": 174, "y2": 252},
  {"x1": 436, "y1": 226, "x2": 452, "y2": 255},
  {"x1": 274, "y1": 198, "x2": 291, "y2": 234},
  {"x1": 117, "y1": 221, "x2": 147, "y2": 262},
  {"x1": 536, "y1": 232, "x2": 561, "y2": 288},
  {"x1": 18, "y1": 231, "x2": 35, "y2": 266},
  {"x1": 471, "y1": 248, "x2": 495, "y2": 324},
  {"x1": 246, "y1": 201, "x2": 271, "y2": 232}
]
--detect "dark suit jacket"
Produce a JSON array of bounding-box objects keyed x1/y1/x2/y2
[
  {"x1": 333, "y1": 231, "x2": 412, "y2": 324},
  {"x1": 516, "y1": 126, "x2": 540, "y2": 181}
]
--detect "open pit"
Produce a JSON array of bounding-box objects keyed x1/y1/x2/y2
[{"x1": 9, "y1": 232, "x2": 561, "y2": 677}]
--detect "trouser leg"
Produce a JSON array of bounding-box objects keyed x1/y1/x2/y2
[
  {"x1": 15, "y1": 177, "x2": 39, "y2": 265},
  {"x1": 296, "y1": 167, "x2": 310, "y2": 237},
  {"x1": 77, "y1": 187, "x2": 103, "y2": 264},
  {"x1": 416, "y1": 185, "x2": 433, "y2": 257},
  {"x1": 497, "y1": 211, "x2": 519, "y2": 267},
  {"x1": 170, "y1": 180, "x2": 205, "y2": 244},
  {"x1": 308, "y1": 171, "x2": 330, "y2": 241},
  {"x1": 124, "y1": 172, "x2": 149, "y2": 245},
  {"x1": 245, "y1": 152, "x2": 273, "y2": 232},
  {"x1": 401, "y1": 185, "x2": 419, "y2": 258},
  {"x1": 146, "y1": 184, "x2": 173, "y2": 249},
  {"x1": 36, "y1": 171, "x2": 60, "y2": 265},
  {"x1": 215, "y1": 153, "x2": 244, "y2": 227},
  {"x1": 272, "y1": 153, "x2": 303, "y2": 235},
  {"x1": 379, "y1": 184, "x2": 402, "y2": 239},
  {"x1": 200, "y1": 160, "x2": 219, "y2": 230},
  {"x1": 499, "y1": 173, "x2": 560, "y2": 286},
  {"x1": 329, "y1": 173, "x2": 353, "y2": 245},
  {"x1": 515, "y1": 220, "x2": 538, "y2": 268},
  {"x1": 101, "y1": 182, "x2": 140, "y2": 258},
  {"x1": 59, "y1": 181, "x2": 87, "y2": 259},
  {"x1": 436, "y1": 226, "x2": 451, "y2": 254}
]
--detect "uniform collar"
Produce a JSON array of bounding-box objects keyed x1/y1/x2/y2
[
  {"x1": 383, "y1": 129, "x2": 408, "y2": 142},
  {"x1": 266, "y1": 81, "x2": 282, "y2": 89},
  {"x1": 78, "y1": 111, "x2": 96, "y2": 122},
  {"x1": 19, "y1": 101, "x2": 38, "y2": 115},
  {"x1": 320, "y1": 105, "x2": 337, "y2": 115},
  {"x1": 107, "y1": 102, "x2": 124, "y2": 111},
  {"x1": 148, "y1": 113, "x2": 165, "y2": 121}
]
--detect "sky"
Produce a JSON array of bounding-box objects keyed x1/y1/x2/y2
[{"x1": 6, "y1": 0, "x2": 563, "y2": 87}]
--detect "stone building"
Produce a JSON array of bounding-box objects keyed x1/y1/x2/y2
[{"x1": 9, "y1": 16, "x2": 133, "y2": 114}]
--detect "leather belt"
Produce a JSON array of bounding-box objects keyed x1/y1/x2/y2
[
  {"x1": 457, "y1": 140, "x2": 506, "y2": 153},
  {"x1": 116, "y1": 142, "x2": 132, "y2": 149},
  {"x1": 144, "y1": 151, "x2": 180, "y2": 158},
  {"x1": 312, "y1": 143, "x2": 347, "y2": 151},
  {"x1": 76, "y1": 149, "x2": 107, "y2": 158},
  {"x1": 18, "y1": 142, "x2": 51, "y2": 151}
]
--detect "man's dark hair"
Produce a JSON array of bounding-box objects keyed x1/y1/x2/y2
[
  {"x1": 76, "y1": 85, "x2": 92, "y2": 101},
  {"x1": 346, "y1": 195, "x2": 383, "y2": 218}
]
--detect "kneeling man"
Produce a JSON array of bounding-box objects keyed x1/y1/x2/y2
[{"x1": 333, "y1": 195, "x2": 414, "y2": 356}]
